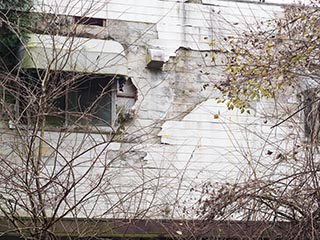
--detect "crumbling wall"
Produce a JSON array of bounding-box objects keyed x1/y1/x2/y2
[{"x1": 0, "y1": 0, "x2": 294, "y2": 220}]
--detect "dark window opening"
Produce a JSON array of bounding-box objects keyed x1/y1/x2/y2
[
  {"x1": 20, "y1": 70, "x2": 117, "y2": 128},
  {"x1": 74, "y1": 16, "x2": 105, "y2": 26},
  {"x1": 66, "y1": 75, "x2": 113, "y2": 126}
]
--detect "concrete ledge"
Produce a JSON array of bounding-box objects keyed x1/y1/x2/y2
[{"x1": 0, "y1": 218, "x2": 296, "y2": 239}]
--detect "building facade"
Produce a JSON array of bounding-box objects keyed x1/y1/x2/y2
[{"x1": 0, "y1": 0, "x2": 300, "y2": 228}]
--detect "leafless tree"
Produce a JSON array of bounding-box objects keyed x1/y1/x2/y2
[
  {"x1": 0, "y1": 1, "x2": 170, "y2": 239},
  {"x1": 197, "y1": 1, "x2": 320, "y2": 239}
]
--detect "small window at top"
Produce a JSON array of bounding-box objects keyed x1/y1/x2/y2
[{"x1": 74, "y1": 16, "x2": 105, "y2": 27}]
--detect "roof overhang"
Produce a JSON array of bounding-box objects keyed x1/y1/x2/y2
[{"x1": 20, "y1": 34, "x2": 127, "y2": 76}]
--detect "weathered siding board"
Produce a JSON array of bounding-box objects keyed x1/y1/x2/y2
[
  {"x1": 33, "y1": 0, "x2": 284, "y2": 59},
  {"x1": 156, "y1": 96, "x2": 282, "y2": 185}
]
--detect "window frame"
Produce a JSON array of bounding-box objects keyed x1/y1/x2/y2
[{"x1": 17, "y1": 70, "x2": 124, "y2": 132}]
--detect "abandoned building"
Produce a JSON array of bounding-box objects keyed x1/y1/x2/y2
[{"x1": 0, "y1": 0, "x2": 312, "y2": 239}]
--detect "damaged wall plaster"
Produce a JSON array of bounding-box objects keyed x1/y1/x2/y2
[{"x1": 1, "y1": 0, "x2": 292, "y2": 219}]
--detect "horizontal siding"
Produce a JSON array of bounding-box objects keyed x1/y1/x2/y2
[
  {"x1": 16, "y1": 0, "x2": 295, "y2": 219},
  {"x1": 34, "y1": 0, "x2": 282, "y2": 57}
]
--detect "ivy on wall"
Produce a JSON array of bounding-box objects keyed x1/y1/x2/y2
[{"x1": 0, "y1": 0, "x2": 33, "y2": 70}]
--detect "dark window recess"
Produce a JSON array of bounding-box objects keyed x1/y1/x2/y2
[
  {"x1": 303, "y1": 89, "x2": 320, "y2": 140},
  {"x1": 66, "y1": 75, "x2": 113, "y2": 126},
  {"x1": 20, "y1": 70, "x2": 116, "y2": 127},
  {"x1": 117, "y1": 77, "x2": 137, "y2": 98},
  {"x1": 74, "y1": 16, "x2": 105, "y2": 26}
]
